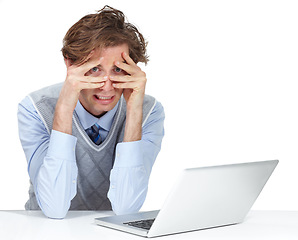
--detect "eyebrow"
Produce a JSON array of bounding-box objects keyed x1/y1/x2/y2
[
  {"x1": 94, "y1": 64, "x2": 119, "y2": 68},
  {"x1": 94, "y1": 61, "x2": 126, "y2": 68}
]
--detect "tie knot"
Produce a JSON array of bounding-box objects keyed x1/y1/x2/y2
[
  {"x1": 91, "y1": 123, "x2": 100, "y2": 133},
  {"x1": 86, "y1": 123, "x2": 102, "y2": 145}
]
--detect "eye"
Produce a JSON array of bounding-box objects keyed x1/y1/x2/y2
[
  {"x1": 92, "y1": 67, "x2": 99, "y2": 72},
  {"x1": 115, "y1": 67, "x2": 122, "y2": 73}
]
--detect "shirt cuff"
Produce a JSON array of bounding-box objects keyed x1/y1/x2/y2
[
  {"x1": 113, "y1": 140, "x2": 143, "y2": 168},
  {"x1": 47, "y1": 130, "x2": 77, "y2": 161}
]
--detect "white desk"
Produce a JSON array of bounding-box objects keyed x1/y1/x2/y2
[{"x1": 0, "y1": 210, "x2": 297, "y2": 239}]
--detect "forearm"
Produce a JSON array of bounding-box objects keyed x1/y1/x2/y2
[
  {"x1": 18, "y1": 97, "x2": 78, "y2": 219},
  {"x1": 52, "y1": 84, "x2": 79, "y2": 135},
  {"x1": 123, "y1": 105, "x2": 143, "y2": 142},
  {"x1": 33, "y1": 131, "x2": 78, "y2": 218},
  {"x1": 109, "y1": 106, "x2": 146, "y2": 215},
  {"x1": 52, "y1": 106, "x2": 73, "y2": 135},
  {"x1": 108, "y1": 141, "x2": 148, "y2": 215},
  {"x1": 108, "y1": 101, "x2": 165, "y2": 215}
]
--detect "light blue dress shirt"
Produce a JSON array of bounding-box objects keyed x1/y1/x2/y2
[{"x1": 18, "y1": 95, "x2": 165, "y2": 218}]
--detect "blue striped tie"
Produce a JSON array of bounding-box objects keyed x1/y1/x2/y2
[{"x1": 86, "y1": 123, "x2": 102, "y2": 145}]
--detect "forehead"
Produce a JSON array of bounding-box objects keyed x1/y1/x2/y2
[{"x1": 92, "y1": 44, "x2": 129, "y2": 62}]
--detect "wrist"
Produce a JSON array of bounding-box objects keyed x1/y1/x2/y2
[
  {"x1": 126, "y1": 104, "x2": 143, "y2": 125},
  {"x1": 52, "y1": 80, "x2": 80, "y2": 135},
  {"x1": 123, "y1": 107, "x2": 143, "y2": 142},
  {"x1": 53, "y1": 97, "x2": 75, "y2": 135}
]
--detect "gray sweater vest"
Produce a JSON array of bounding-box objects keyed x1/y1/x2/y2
[{"x1": 26, "y1": 82, "x2": 156, "y2": 210}]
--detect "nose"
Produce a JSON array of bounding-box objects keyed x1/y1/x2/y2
[{"x1": 101, "y1": 77, "x2": 114, "y2": 91}]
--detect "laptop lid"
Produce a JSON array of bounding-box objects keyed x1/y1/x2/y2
[
  {"x1": 95, "y1": 160, "x2": 278, "y2": 238},
  {"x1": 147, "y1": 160, "x2": 278, "y2": 237}
]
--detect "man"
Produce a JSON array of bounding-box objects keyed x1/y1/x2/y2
[{"x1": 17, "y1": 6, "x2": 165, "y2": 219}]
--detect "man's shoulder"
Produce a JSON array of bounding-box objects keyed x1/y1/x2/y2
[
  {"x1": 143, "y1": 94, "x2": 156, "y2": 108},
  {"x1": 29, "y1": 82, "x2": 63, "y2": 102},
  {"x1": 143, "y1": 94, "x2": 164, "y2": 112}
]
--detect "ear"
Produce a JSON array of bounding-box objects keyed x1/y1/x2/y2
[{"x1": 64, "y1": 58, "x2": 73, "y2": 68}]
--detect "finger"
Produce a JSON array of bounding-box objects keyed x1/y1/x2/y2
[
  {"x1": 80, "y1": 81, "x2": 105, "y2": 89},
  {"x1": 109, "y1": 75, "x2": 132, "y2": 82},
  {"x1": 114, "y1": 60, "x2": 134, "y2": 75},
  {"x1": 86, "y1": 50, "x2": 95, "y2": 59},
  {"x1": 122, "y1": 52, "x2": 136, "y2": 65},
  {"x1": 110, "y1": 75, "x2": 146, "y2": 84},
  {"x1": 114, "y1": 52, "x2": 139, "y2": 74},
  {"x1": 80, "y1": 57, "x2": 104, "y2": 73},
  {"x1": 112, "y1": 82, "x2": 143, "y2": 90},
  {"x1": 85, "y1": 76, "x2": 107, "y2": 83}
]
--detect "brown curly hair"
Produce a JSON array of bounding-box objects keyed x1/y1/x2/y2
[{"x1": 61, "y1": 5, "x2": 148, "y2": 65}]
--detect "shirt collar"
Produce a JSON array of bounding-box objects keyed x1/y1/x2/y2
[{"x1": 74, "y1": 100, "x2": 119, "y2": 131}]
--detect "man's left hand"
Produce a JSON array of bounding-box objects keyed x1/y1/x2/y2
[{"x1": 109, "y1": 52, "x2": 147, "y2": 111}]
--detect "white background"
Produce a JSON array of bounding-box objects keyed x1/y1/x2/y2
[{"x1": 0, "y1": 0, "x2": 297, "y2": 211}]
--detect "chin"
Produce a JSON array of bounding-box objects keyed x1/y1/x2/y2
[{"x1": 91, "y1": 102, "x2": 116, "y2": 116}]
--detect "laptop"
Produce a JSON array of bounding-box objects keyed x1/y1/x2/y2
[{"x1": 95, "y1": 160, "x2": 279, "y2": 238}]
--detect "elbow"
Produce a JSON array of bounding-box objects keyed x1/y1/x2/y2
[
  {"x1": 109, "y1": 188, "x2": 147, "y2": 216},
  {"x1": 43, "y1": 207, "x2": 69, "y2": 219},
  {"x1": 112, "y1": 204, "x2": 141, "y2": 215},
  {"x1": 112, "y1": 204, "x2": 141, "y2": 216},
  {"x1": 33, "y1": 176, "x2": 76, "y2": 219},
  {"x1": 37, "y1": 197, "x2": 70, "y2": 219}
]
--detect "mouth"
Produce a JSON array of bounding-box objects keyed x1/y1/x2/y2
[
  {"x1": 93, "y1": 95, "x2": 115, "y2": 104},
  {"x1": 95, "y1": 95, "x2": 113, "y2": 100}
]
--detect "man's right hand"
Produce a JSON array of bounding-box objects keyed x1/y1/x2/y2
[{"x1": 53, "y1": 55, "x2": 105, "y2": 135}]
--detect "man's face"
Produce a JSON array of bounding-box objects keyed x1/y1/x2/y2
[{"x1": 79, "y1": 44, "x2": 129, "y2": 117}]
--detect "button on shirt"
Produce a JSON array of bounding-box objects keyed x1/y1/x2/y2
[{"x1": 18, "y1": 96, "x2": 165, "y2": 218}]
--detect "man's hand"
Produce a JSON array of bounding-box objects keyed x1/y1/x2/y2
[
  {"x1": 109, "y1": 52, "x2": 147, "y2": 142},
  {"x1": 53, "y1": 56, "x2": 106, "y2": 135},
  {"x1": 110, "y1": 52, "x2": 147, "y2": 110}
]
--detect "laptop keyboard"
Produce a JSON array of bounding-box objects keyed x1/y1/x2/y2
[{"x1": 123, "y1": 218, "x2": 155, "y2": 230}]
